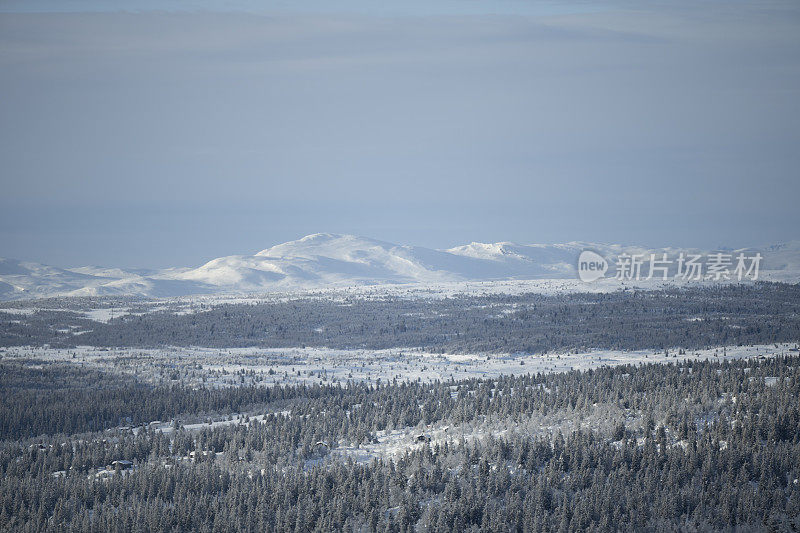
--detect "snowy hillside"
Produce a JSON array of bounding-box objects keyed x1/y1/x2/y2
[{"x1": 1, "y1": 234, "x2": 799, "y2": 300}]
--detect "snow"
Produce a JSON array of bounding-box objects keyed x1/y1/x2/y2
[
  {"x1": 324, "y1": 401, "x2": 642, "y2": 465},
  {"x1": 83, "y1": 307, "x2": 130, "y2": 323},
  {"x1": 2, "y1": 342, "x2": 793, "y2": 390},
  {"x1": 1, "y1": 235, "x2": 799, "y2": 300}
]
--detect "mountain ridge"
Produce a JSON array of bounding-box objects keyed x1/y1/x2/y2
[{"x1": 1, "y1": 234, "x2": 799, "y2": 300}]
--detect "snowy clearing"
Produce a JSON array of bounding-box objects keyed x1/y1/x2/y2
[{"x1": 1, "y1": 342, "x2": 794, "y2": 389}]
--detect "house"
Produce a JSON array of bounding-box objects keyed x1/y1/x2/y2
[
  {"x1": 313, "y1": 441, "x2": 330, "y2": 455},
  {"x1": 111, "y1": 460, "x2": 134, "y2": 471},
  {"x1": 188, "y1": 450, "x2": 214, "y2": 462}
]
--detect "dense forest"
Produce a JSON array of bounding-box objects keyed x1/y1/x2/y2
[
  {"x1": 1, "y1": 355, "x2": 798, "y2": 531},
  {"x1": 2, "y1": 283, "x2": 800, "y2": 353},
  {"x1": 0, "y1": 362, "x2": 309, "y2": 441},
  {"x1": 2, "y1": 284, "x2": 800, "y2": 531}
]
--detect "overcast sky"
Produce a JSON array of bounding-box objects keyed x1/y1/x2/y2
[{"x1": 1, "y1": 0, "x2": 799, "y2": 268}]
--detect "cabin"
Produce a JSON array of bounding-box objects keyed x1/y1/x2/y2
[
  {"x1": 313, "y1": 441, "x2": 330, "y2": 455},
  {"x1": 111, "y1": 460, "x2": 133, "y2": 471},
  {"x1": 188, "y1": 450, "x2": 214, "y2": 462}
]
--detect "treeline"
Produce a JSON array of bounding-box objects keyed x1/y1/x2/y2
[
  {"x1": 3, "y1": 283, "x2": 800, "y2": 353},
  {"x1": 0, "y1": 362, "x2": 331, "y2": 440},
  {"x1": 1, "y1": 356, "x2": 798, "y2": 531}
]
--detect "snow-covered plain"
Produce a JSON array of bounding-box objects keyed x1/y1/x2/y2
[
  {"x1": 2, "y1": 342, "x2": 794, "y2": 390},
  {"x1": 0, "y1": 274, "x2": 787, "y2": 330}
]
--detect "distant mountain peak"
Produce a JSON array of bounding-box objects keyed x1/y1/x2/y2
[
  {"x1": 256, "y1": 233, "x2": 400, "y2": 258},
  {"x1": 1, "y1": 236, "x2": 799, "y2": 300}
]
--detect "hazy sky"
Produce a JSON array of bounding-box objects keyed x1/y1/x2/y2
[{"x1": 1, "y1": 0, "x2": 799, "y2": 268}]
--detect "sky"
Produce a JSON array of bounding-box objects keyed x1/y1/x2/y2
[{"x1": 1, "y1": 0, "x2": 799, "y2": 268}]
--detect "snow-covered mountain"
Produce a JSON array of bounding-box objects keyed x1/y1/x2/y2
[{"x1": 1, "y1": 234, "x2": 799, "y2": 300}]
